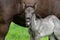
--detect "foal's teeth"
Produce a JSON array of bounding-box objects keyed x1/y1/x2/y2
[
  {"x1": 27, "y1": 22, "x2": 30, "y2": 25},
  {"x1": 26, "y1": 22, "x2": 30, "y2": 26}
]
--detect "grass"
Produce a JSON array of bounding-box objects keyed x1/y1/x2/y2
[{"x1": 5, "y1": 22, "x2": 49, "y2": 40}]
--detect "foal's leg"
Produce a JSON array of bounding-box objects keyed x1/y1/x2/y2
[
  {"x1": 49, "y1": 33, "x2": 57, "y2": 40},
  {"x1": 29, "y1": 31, "x2": 40, "y2": 40},
  {"x1": 29, "y1": 28, "x2": 35, "y2": 40},
  {"x1": 29, "y1": 28, "x2": 40, "y2": 40}
]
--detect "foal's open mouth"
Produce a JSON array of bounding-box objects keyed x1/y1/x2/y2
[{"x1": 26, "y1": 18, "x2": 31, "y2": 26}]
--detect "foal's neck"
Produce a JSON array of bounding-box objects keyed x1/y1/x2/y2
[{"x1": 30, "y1": 14, "x2": 41, "y2": 31}]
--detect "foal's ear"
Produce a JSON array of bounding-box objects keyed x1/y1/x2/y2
[
  {"x1": 33, "y1": 3, "x2": 37, "y2": 10},
  {"x1": 22, "y1": 2, "x2": 26, "y2": 9}
]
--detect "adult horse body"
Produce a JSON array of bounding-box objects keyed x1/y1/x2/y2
[{"x1": 0, "y1": 0, "x2": 24, "y2": 40}]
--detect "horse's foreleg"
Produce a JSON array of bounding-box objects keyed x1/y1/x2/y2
[
  {"x1": 0, "y1": 13, "x2": 12, "y2": 39},
  {"x1": 0, "y1": 23, "x2": 10, "y2": 40},
  {"x1": 0, "y1": 3, "x2": 17, "y2": 40},
  {"x1": 0, "y1": 16, "x2": 11, "y2": 40}
]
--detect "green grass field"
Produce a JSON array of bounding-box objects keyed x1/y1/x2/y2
[{"x1": 5, "y1": 22, "x2": 49, "y2": 40}]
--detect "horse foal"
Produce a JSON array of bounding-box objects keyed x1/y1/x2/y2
[{"x1": 29, "y1": 14, "x2": 60, "y2": 40}]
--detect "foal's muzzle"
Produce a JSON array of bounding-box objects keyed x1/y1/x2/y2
[{"x1": 26, "y1": 18, "x2": 31, "y2": 26}]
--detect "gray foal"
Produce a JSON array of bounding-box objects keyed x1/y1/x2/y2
[{"x1": 29, "y1": 14, "x2": 60, "y2": 40}]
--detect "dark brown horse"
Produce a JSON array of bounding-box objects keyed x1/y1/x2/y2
[
  {"x1": 0, "y1": 0, "x2": 23, "y2": 40},
  {"x1": 0, "y1": 0, "x2": 60, "y2": 40}
]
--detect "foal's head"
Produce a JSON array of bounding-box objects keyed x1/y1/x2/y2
[{"x1": 20, "y1": 0, "x2": 38, "y2": 26}]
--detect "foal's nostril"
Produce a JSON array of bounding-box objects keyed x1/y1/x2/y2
[
  {"x1": 26, "y1": 18, "x2": 30, "y2": 22},
  {"x1": 26, "y1": 18, "x2": 30, "y2": 19}
]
